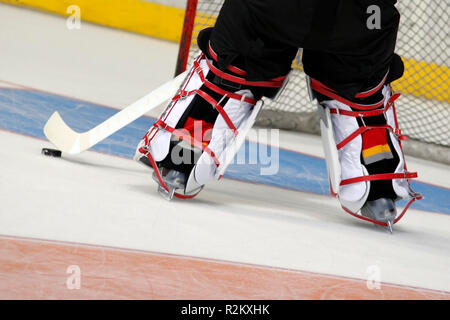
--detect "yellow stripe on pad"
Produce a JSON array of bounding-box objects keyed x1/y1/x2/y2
[{"x1": 362, "y1": 144, "x2": 391, "y2": 159}]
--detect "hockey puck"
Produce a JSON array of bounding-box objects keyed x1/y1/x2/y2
[{"x1": 41, "y1": 148, "x2": 62, "y2": 158}]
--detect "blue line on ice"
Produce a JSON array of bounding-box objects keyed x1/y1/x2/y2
[{"x1": 0, "y1": 88, "x2": 448, "y2": 214}]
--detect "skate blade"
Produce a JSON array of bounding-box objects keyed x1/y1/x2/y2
[
  {"x1": 157, "y1": 185, "x2": 175, "y2": 201},
  {"x1": 386, "y1": 221, "x2": 393, "y2": 234},
  {"x1": 371, "y1": 220, "x2": 394, "y2": 234}
]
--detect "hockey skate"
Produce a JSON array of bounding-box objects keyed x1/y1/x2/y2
[
  {"x1": 134, "y1": 137, "x2": 204, "y2": 200},
  {"x1": 361, "y1": 198, "x2": 397, "y2": 233},
  {"x1": 152, "y1": 169, "x2": 187, "y2": 200}
]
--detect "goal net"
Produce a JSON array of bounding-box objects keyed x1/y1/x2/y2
[{"x1": 176, "y1": 0, "x2": 449, "y2": 163}]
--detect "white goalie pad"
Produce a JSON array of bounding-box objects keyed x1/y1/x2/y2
[
  {"x1": 318, "y1": 102, "x2": 370, "y2": 213},
  {"x1": 318, "y1": 85, "x2": 412, "y2": 213},
  {"x1": 185, "y1": 92, "x2": 261, "y2": 192},
  {"x1": 141, "y1": 53, "x2": 263, "y2": 194},
  {"x1": 215, "y1": 100, "x2": 263, "y2": 179},
  {"x1": 147, "y1": 59, "x2": 209, "y2": 162}
]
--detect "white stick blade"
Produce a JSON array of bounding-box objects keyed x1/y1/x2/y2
[
  {"x1": 43, "y1": 111, "x2": 81, "y2": 154},
  {"x1": 42, "y1": 71, "x2": 189, "y2": 155},
  {"x1": 215, "y1": 101, "x2": 263, "y2": 179}
]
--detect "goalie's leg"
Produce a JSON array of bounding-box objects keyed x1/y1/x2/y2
[
  {"x1": 135, "y1": 29, "x2": 290, "y2": 200},
  {"x1": 310, "y1": 77, "x2": 421, "y2": 231},
  {"x1": 302, "y1": 1, "x2": 421, "y2": 231}
]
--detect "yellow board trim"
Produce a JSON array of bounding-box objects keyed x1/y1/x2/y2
[
  {"x1": 0, "y1": 0, "x2": 185, "y2": 42},
  {"x1": 362, "y1": 144, "x2": 392, "y2": 159},
  {"x1": 291, "y1": 54, "x2": 449, "y2": 103},
  {"x1": 391, "y1": 57, "x2": 449, "y2": 103},
  {"x1": 2, "y1": 0, "x2": 449, "y2": 103}
]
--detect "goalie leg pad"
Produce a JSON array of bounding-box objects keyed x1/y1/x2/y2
[
  {"x1": 314, "y1": 79, "x2": 421, "y2": 226},
  {"x1": 135, "y1": 51, "x2": 283, "y2": 199}
]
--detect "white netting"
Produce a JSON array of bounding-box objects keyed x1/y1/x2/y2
[{"x1": 185, "y1": 0, "x2": 449, "y2": 149}]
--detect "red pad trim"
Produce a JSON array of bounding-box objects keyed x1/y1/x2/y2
[
  {"x1": 336, "y1": 125, "x2": 399, "y2": 150},
  {"x1": 340, "y1": 172, "x2": 418, "y2": 186},
  {"x1": 183, "y1": 117, "x2": 213, "y2": 144},
  {"x1": 208, "y1": 43, "x2": 247, "y2": 76},
  {"x1": 171, "y1": 59, "x2": 260, "y2": 136},
  {"x1": 205, "y1": 58, "x2": 286, "y2": 88},
  {"x1": 362, "y1": 129, "x2": 389, "y2": 154},
  {"x1": 154, "y1": 119, "x2": 221, "y2": 168},
  {"x1": 310, "y1": 78, "x2": 385, "y2": 110},
  {"x1": 354, "y1": 71, "x2": 389, "y2": 98},
  {"x1": 202, "y1": 79, "x2": 257, "y2": 105},
  {"x1": 342, "y1": 193, "x2": 422, "y2": 226},
  {"x1": 192, "y1": 90, "x2": 238, "y2": 135},
  {"x1": 173, "y1": 88, "x2": 238, "y2": 135},
  {"x1": 328, "y1": 93, "x2": 400, "y2": 118}
]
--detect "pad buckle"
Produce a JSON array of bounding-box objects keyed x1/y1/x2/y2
[
  {"x1": 179, "y1": 89, "x2": 188, "y2": 99},
  {"x1": 155, "y1": 121, "x2": 168, "y2": 131},
  {"x1": 358, "y1": 114, "x2": 366, "y2": 127},
  {"x1": 215, "y1": 75, "x2": 242, "y2": 90},
  {"x1": 213, "y1": 94, "x2": 228, "y2": 110}
]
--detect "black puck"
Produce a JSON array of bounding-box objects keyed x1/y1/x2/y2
[{"x1": 42, "y1": 148, "x2": 62, "y2": 157}]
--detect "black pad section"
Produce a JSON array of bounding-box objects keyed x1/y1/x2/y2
[
  {"x1": 157, "y1": 140, "x2": 199, "y2": 176},
  {"x1": 175, "y1": 71, "x2": 223, "y2": 130},
  {"x1": 157, "y1": 71, "x2": 224, "y2": 176},
  {"x1": 356, "y1": 114, "x2": 399, "y2": 202}
]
